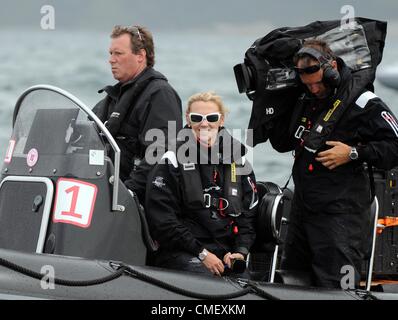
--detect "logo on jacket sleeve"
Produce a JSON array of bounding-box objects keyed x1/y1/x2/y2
[
  {"x1": 381, "y1": 111, "x2": 398, "y2": 137},
  {"x1": 152, "y1": 176, "x2": 166, "y2": 188}
]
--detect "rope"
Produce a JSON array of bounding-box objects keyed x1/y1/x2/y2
[
  {"x1": 0, "y1": 257, "x2": 126, "y2": 287},
  {"x1": 0, "y1": 257, "x2": 282, "y2": 300},
  {"x1": 123, "y1": 264, "x2": 260, "y2": 300}
]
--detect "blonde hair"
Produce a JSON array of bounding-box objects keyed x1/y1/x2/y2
[{"x1": 186, "y1": 91, "x2": 229, "y2": 115}]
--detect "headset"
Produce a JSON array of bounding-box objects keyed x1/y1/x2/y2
[{"x1": 295, "y1": 46, "x2": 341, "y2": 88}]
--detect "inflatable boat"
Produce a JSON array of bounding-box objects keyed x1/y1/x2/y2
[{"x1": 0, "y1": 85, "x2": 397, "y2": 300}]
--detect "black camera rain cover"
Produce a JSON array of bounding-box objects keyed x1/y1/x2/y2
[{"x1": 246, "y1": 17, "x2": 387, "y2": 146}]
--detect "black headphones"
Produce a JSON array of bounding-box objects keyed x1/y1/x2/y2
[{"x1": 295, "y1": 46, "x2": 341, "y2": 88}]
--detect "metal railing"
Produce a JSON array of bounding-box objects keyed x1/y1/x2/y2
[{"x1": 13, "y1": 84, "x2": 124, "y2": 212}]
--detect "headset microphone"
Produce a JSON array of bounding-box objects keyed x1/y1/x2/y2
[{"x1": 295, "y1": 46, "x2": 341, "y2": 88}]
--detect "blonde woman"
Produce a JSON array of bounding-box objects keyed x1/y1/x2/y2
[{"x1": 145, "y1": 92, "x2": 258, "y2": 277}]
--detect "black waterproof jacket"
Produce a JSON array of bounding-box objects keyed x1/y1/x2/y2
[
  {"x1": 145, "y1": 129, "x2": 259, "y2": 257},
  {"x1": 93, "y1": 67, "x2": 182, "y2": 182},
  {"x1": 269, "y1": 61, "x2": 398, "y2": 214}
]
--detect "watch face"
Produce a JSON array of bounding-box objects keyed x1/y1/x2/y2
[{"x1": 199, "y1": 250, "x2": 207, "y2": 261}]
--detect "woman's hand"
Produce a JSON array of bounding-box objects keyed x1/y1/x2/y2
[
  {"x1": 202, "y1": 251, "x2": 225, "y2": 276},
  {"x1": 223, "y1": 252, "x2": 245, "y2": 269}
]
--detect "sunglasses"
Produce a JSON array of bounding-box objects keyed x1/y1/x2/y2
[
  {"x1": 294, "y1": 64, "x2": 321, "y2": 75},
  {"x1": 189, "y1": 112, "x2": 221, "y2": 123},
  {"x1": 128, "y1": 26, "x2": 143, "y2": 41}
]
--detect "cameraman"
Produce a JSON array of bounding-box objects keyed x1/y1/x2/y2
[{"x1": 269, "y1": 39, "x2": 398, "y2": 288}]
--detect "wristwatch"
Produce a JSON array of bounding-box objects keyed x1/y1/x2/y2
[
  {"x1": 349, "y1": 146, "x2": 359, "y2": 160},
  {"x1": 198, "y1": 248, "x2": 208, "y2": 261}
]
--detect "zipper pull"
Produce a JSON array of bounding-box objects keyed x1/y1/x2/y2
[{"x1": 213, "y1": 167, "x2": 218, "y2": 183}]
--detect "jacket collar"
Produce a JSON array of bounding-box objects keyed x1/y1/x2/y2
[{"x1": 97, "y1": 67, "x2": 167, "y2": 99}]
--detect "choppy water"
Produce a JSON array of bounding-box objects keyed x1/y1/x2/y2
[{"x1": 0, "y1": 29, "x2": 397, "y2": 185}]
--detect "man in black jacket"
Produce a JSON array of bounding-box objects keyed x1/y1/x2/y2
[
  {"x1": 269, "y1": 39, "x2": 398, "y2": 288},
  {"x1": 93, "y1": 25, "x2": 182, "y2": 203}
]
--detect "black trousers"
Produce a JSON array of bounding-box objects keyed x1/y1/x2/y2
[
  {"x1": 281, "y1": 197, "x2": 371, "y2": 288},
  {"x1": 151, "y1": 240, "x2": 249, "y2": 278}
]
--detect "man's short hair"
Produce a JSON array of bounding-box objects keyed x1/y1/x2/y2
[
  {"x1": 294, "y1": 39, "x2": 336, "y2": 66},
  {"x1": 111, "y1": 25, "x2": 155, "y2": 67}
]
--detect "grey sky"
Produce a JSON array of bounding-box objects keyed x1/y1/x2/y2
[{"x1": 1, "y1": 0, "x2": 397, "y2": 34}]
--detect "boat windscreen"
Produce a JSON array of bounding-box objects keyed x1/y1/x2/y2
[{"x1": 4, "y1": 89, "x2": 108, "y2": 179}]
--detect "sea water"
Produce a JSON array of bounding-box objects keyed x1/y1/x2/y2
[{"x1": 0, "y1": 29, "x2": 397, "y2": 185}]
